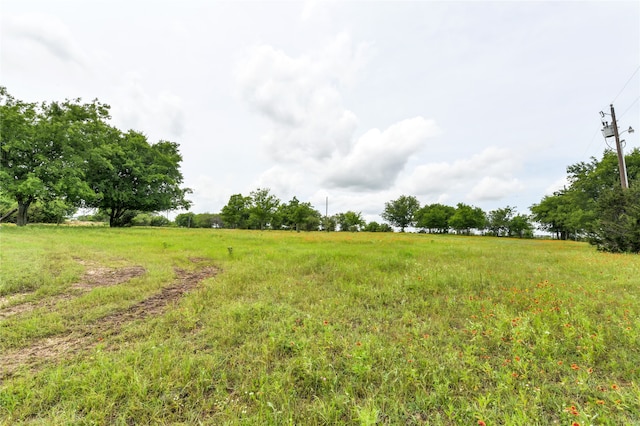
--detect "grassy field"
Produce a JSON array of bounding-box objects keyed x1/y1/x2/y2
[{"x1": 0, "y1": 226, "x2": 638, "y2": 425}]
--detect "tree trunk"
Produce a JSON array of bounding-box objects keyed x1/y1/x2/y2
[{"x1": 16, "y1": 201, "x2": 31, "y2": 226}]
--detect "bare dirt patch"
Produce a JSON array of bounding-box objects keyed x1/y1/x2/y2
[
  {"x1": 0, "y1": 266, "x2": 217, "y2": 380},
  {"x1": 0, "y1": 266, "x2": 146, "y2": 319},
  {"x1": 0, "y1": 292, "x2": 32, "y2": 309}
]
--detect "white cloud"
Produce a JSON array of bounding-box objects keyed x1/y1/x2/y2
[
  {"x1": 2, "y1": 13, "x2": 88, "y2": 67},
  {"x1": 236, "y1": 36, "x2": 440, "y2": 191},
  {"x1": 325, "y1": 117, "x2": 441, "y2": 190},
  {"x1": 405, "y1": 146, "x2": 523, "y2": 200},
  {"x1": 110, "y1": 73, "x2": 186, "y2": 140},
  {"x1": 252, "y1": 166, "x2": 304, "y2": 200},
  {"x1": 235, "y1": 33, "x2": 368, "y2": 162},
  {"x1": 300, "y1": 1, "x2": 319, "y2": 21},
  {"x1": 468, "y1": 176, "x2": 524, "y2": 201}
]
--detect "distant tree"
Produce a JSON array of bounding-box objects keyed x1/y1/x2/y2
[
  {"x1": 336, "y1": 211, "x2": 365, "y2": 232},
  {"x1": 415, "y1": 203, "x2": 455, "y2": 233},
  {"x1": 449, "y1": 203, "x2": 486, "y2": 235},
  {"x1": 150, "y1": 215, "x2": 171, "y2": 227},
  {"x1": 277, "y1": 196, "x2": 321, "y2": 231},
  {"x1": 0, "y1": 87, "x2": 108, "y2": 226},
  {"x1": 530, "y1": 190, "x2": 593, "y2": 240},
  {"x1": 509, "y1": 214, "x2": 534, "y2": 238},
  {"x1": 487, "y1": 206, "x2": 515, "y2": 236},
  {"x1": 194, "y1": 213, "x2": 222, "y2": 228},
  {"x1": 530, "y1": 193, "x2": 570, "y2": 239},
  {"x1": 84, "y1": 129, "x2": 191, "y2": 227},
  {"x1": 221, "y1": 194, "x2": 251, "y2": 229},
  {"x1": 75, "y1": 209, "x2": 108, "y2": 223},
  {"x1": 363, "y1": 221, "x2": 393, "y2": 232},
  {"x1": 249, "y1": 188, "x2": 280, "y2": 230},
  {"x1": 363, "y1": 221, "x2": 381, "y2": 232},
  {"x1": 381, "y1": 195, "x2": 420, "y2": 232},
  {"x1": 175, "y1": 212, "x2": 196, "y2": 228},
  {"x1": 321, "y1": 215, "x2": 337, "y2": 232},
  {"x1": 131, "y1": 213, "x2": 153, "y2": 226},
  {"x1": 131, "y1": 212, "x2": 170, "y2": 227}
]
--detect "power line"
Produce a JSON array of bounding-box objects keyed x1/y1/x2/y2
[
  {"x1": 611, "y1": 65, "x2": 640, "y2": 104},
  {"x1": 582, "y1": 126, "x2": 604, "y2": 158},
  {"x1": 617, "y1": 95, "x2": 640, "y2": 120}
]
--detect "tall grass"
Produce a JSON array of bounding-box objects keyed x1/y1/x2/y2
[{"x1": 1, "y1": 226, "x2": 638, "y2": 425}]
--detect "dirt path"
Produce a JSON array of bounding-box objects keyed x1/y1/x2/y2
[
  {"x1": 0, "y1": 265, "x2": 146, "y2": 319},
  {"x1": 0, "y1": 266, "x2": 217, "y2": 380}
]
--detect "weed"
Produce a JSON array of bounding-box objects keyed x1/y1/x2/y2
[{"x1": 0, "y1": 227, "x2": 638, "y2": 424}]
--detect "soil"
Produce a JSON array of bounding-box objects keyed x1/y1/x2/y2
[
  {"x1": 0, "y1": 265, "x2": 146, "y2": 319},
  {"x1": 0, "y1": 262, "x2": 217, "y2": 380}
]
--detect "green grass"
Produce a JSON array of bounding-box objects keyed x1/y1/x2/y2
[{"x1": 1, "y1": 226, "x2": 639, "y2": 425}]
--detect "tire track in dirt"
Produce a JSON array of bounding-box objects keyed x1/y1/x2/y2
[
  {"x1": 0, "y1": 266, "x2": 146, "y2": 319},
  {"x1": 0, "y1": 266, "x2": 217, "y2": 380}
]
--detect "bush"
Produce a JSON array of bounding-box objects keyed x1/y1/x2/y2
[{"x1": 591, "y1": 183, "x2": 640, "y2": 253}]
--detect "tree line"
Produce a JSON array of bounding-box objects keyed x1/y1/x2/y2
[
  {"x1": 0, "y1": 87, "x2": 191, "y2": 227},
  {"x1": 71, "y1": 187, "x2": 534, "y2": 238},
  {"x1": 530, "y1": 148, "x2": 640, "y2": 253},
  {"x1": 2, "y1": 88, "x2": 638, "y2": 252}
]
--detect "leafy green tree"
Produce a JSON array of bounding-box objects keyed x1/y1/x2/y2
[
  {"x1": 321, "y1": 215, "x2": 337, "y2": 232},
  {"x1": 131, "y1": 212, "x2": 153, "y2": 226},
  {"x1": 150, "y1": 215, "x2": 171, "y2": 227},
  {"x1": 530, "y1": 193, "x2": 572, "y2": 239},
  {"x1": 487, "y1": 206, "x2": 515, "y2": 236},
  {"x1": 381, "y1": 195, "x2": 420, "y2": 232},
  {"x1": 567, "y1": 149, "x2": 640, "y2": 199},
  {"x1": 28, "y1": 199, "x2": 76, "y2": 224},
  {"x1": 532, "y1": 149, "x2": 640, "y2": 240},
  {"x1": 277, "y1": 196, "x2": 321, "y2": 231},
  {"x1": 449, "y1": 203, "x2": 486, "y2": 235},
  {"x1": 193, "y1": 213, "x2": 222, "y2": 228},
  {"x1": 509, "y1": 214, "x2": 533, "y2": 238},
  {"x1": 131, "y1": 213, "x2": 170, "y2": 227},
  {"x1": 84, "y1": 129, "x2": 191, "y2": 227},
  {"x1": 363, "y1": 221, "x2": 393, "y2": 232},
  {"x1": 336, "y1": 211, "x2": 365, "y2": 232},
  {"x1": 591, "y1": 183, "x2": 640, "y2": 253},
  {"x1": 0, "y1": 190, "x2": 17, "y2": 222},
  {"x1": 221, "y1": 194, "x2": 251, "y2": 229},
  {"x1": 249, "y1": 188, "x2": 280, "y2": 230},
  {"x1": 415, "y1": 203, "x2": 455, "y2": 233},
  {"x1": 0, "y1": 193, "x2": 75, "y2": 224},
  {"x1": 75, "y1": 209, "x2": 108, "y2": 223},
  {"x1": 0, "y1": 87, "x2": 107, "y2": 226},
  {"x1": 175, "y1": 212, "x2": 196, "y2": 228}
]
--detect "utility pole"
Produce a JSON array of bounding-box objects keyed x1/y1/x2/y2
[
  {"x1": 610, "y1": 104, "x2": 629, "y2": 189},
  {"x1": 325, "y1": 196, "x2": 329, "y2": 232}
]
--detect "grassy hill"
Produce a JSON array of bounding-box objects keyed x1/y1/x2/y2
[{"x1": 1, "y1": 226, "x2": 638, "y2": 424}]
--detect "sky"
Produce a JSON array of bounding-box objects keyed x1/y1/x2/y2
[{"x1": 1, "y1": 0, "x2": 639, "y2": 223}]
